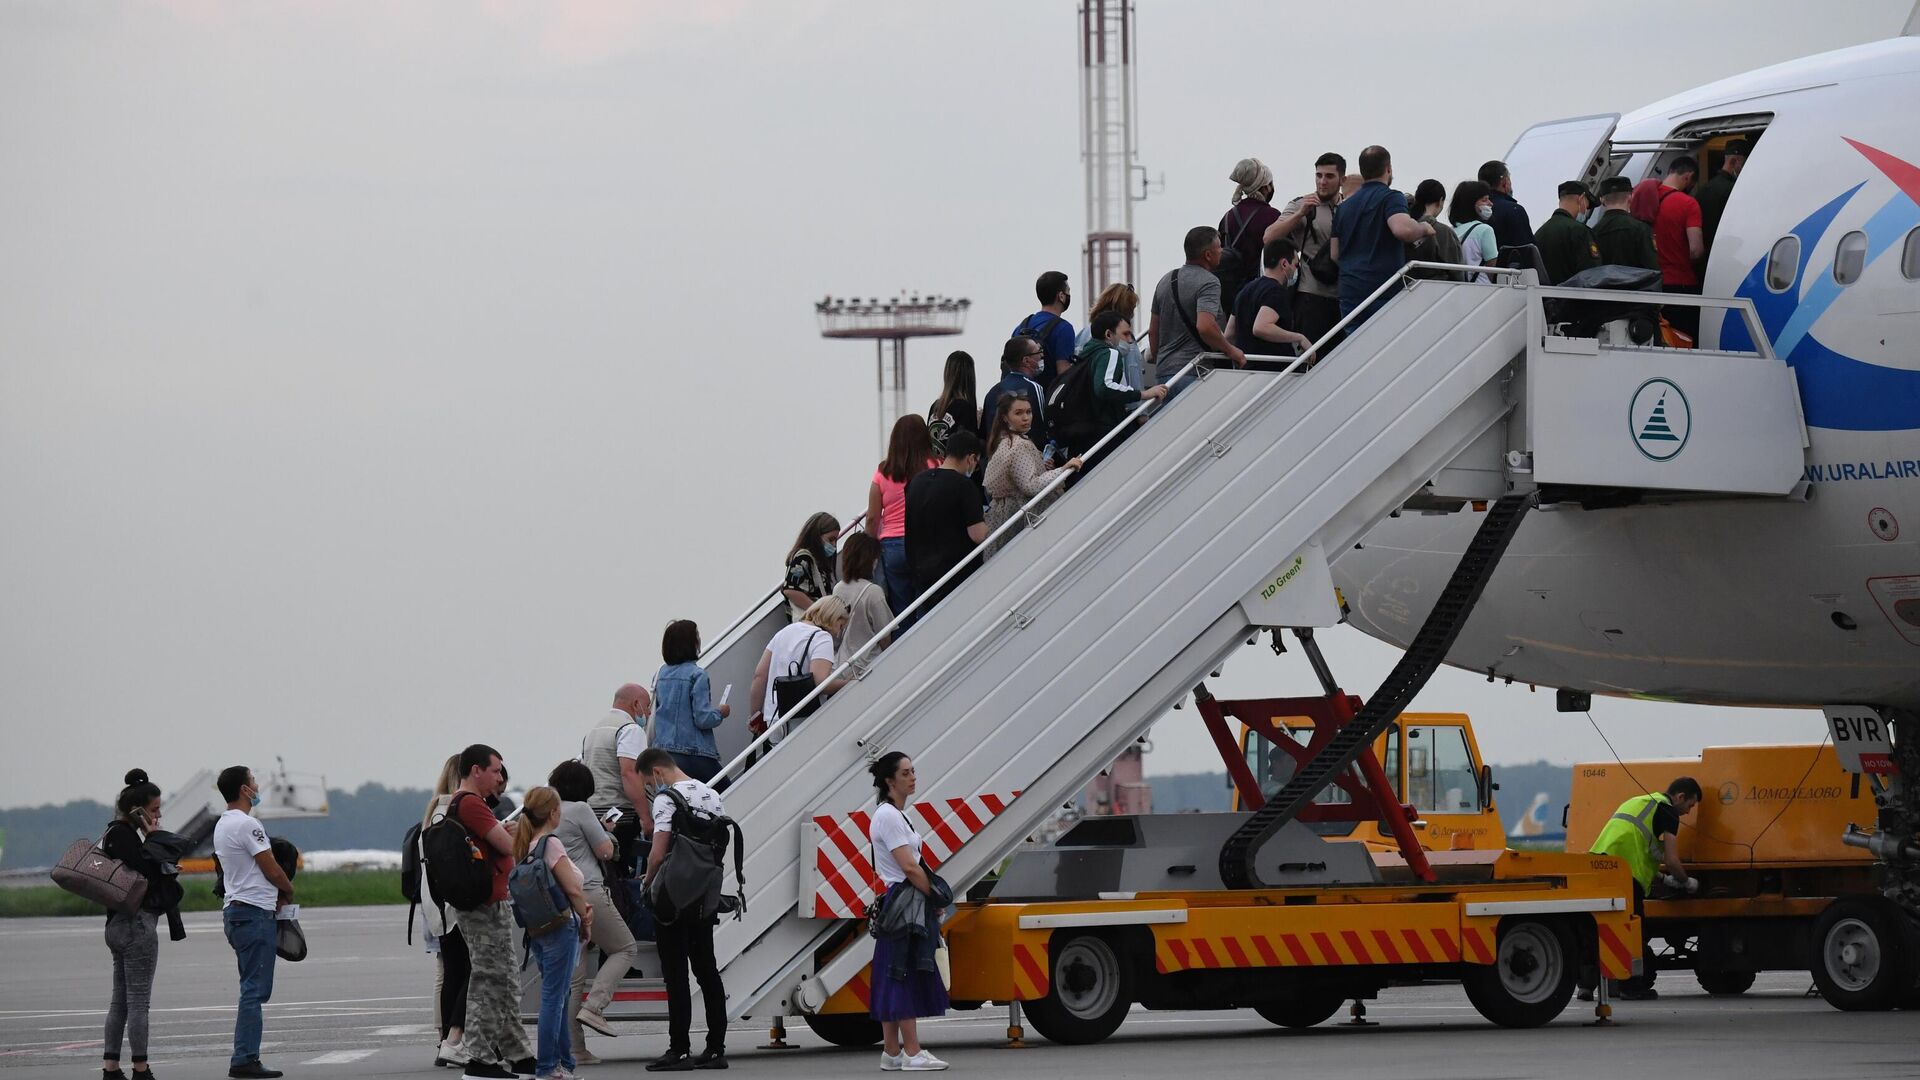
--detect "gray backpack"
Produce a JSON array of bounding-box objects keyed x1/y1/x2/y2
[
  {"x1": 647, "y1": 787, "x2": 746, "y2": 926},
  {"x1": 507, "y1": 835, "x2": 572, "y2": 938}
]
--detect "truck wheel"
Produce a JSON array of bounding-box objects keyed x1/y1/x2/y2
[
  {"x1": 1253, "y1": 994, "x2": 1345, "y2": 1029},
  {"x1": 801, "y1": 1013, "x2": 882, "y2": 1047},
  {"x1": 1022, "y1": 934, "x2": 1133, "y2": 1045},
  {"x1": 1811, "y1": 897, "x2": 1912, "y2": 1011},
  {"x1": 1695, "y1": 970, "x2": 1756, "y2": 996},
  {"x1": 1463, "y1": 919, "x2": 1576, "y2": 1028}
]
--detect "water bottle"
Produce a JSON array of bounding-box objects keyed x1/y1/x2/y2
[{"x1": 1042, "y1": 440, "x2": 1059, "y2": 466}]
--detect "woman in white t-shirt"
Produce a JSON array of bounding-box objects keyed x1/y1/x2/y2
[
  {"x1": 748, "y1": 596, "x2": 851, "y2": 744},
  {"x1": 1449, "y1": 180, "x2": 1501, "y2": 284},
  {"x1": 866, "y1": 752, "x2": 949, "y2": 1072},
  {"x1": 511, "y1": 787, "x2": 592, "y2": 1080}
]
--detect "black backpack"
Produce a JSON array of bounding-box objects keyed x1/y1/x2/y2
[
  {"x1": 421, "y1": 791, "x2": 494, "y2": 914},
  {"x1": 1213, "y1": 203, "x2": 1263, "y2": 314},
  {"x1": 646, "y1": 786, "x2": 746, "y2": 927},
  {"x1": 1016, "y1": 312, "x2": 1064, "y2": 372},
  {"x1": 1045, "y1": 355, "x2": 1101, "y2": 455},
  {"x1": 400, "y1": 821, "x2": 423, "y2": 943}
]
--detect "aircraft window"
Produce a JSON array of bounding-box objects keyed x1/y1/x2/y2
[
  {"x1": 1834, "y1": 230, "x2": 1867, "y2": 285},
  {"x1": 1903, "y1": 228, "x2": 1920, "y2": 281},
  {"x1": 1766, "y1": 236, "x2": 1799, "y2": 292}
]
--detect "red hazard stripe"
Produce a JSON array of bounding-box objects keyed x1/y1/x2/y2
[
  {"x1": 1432, "y1": 928, "x2": 1460, "y2": 962},
  {"x1": 1310, "y1": 932, "x2": 1341, "y2": 965},
  {"x1": 1013, "y1": 944, "x2": 1048, "y2": 994},
  {"x1": 1253, "y1": 936, "x2": 1281, "y2": 966},
  {"x1": 1340, "y1": 930, "x2": 1373, "y2": 964},
  {"x1": 949, "y1": 798, "x2": 986, "y2": 833},
  {"x1": 1596, "y1": 923, "x2": 1634, "y2": 973},
  {"x1": 1282, "y1": 934, "x2": 1313, "y2": 966},
  {"x1": 611, "y1": 990, "x2": 670, "y2": 1002},
  {"x1": 1221, "y1": 937, "x2": 1251, "y2": 968},
  {"x1": 1462, "y1": 928, "x2": 1494, "y2": 964},
  {"x1": 980, "y1": 793, "x2": 1008, "y2": 815},
  {"x1": 911, "y1": 802, "x2": 966, "y2": 857},
  {"x1": 815, "y1": 848, "x2": 867, "y2": 916},
  {"x1": 1168, "y1": 938, "x2": 1191, "y2": 969},
  {"x1": 818, "y1": 815, "x2": 871, "y2": 876},
  {"x1": 1192, "y1": 938, "x2": 1220, "y2": 968},
  {"x1": 850, "y1": 970, "x2": 872, "y2": 1008},
  {"x1": 1401, "y1": 928, "x2": 1434, "y2": 964},
  {"x1": 1370, "y1": 929, "x2": 1403, "y2": 964}
]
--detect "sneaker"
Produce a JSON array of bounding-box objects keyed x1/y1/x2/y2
[
  {"x1": 692, "y1": 1050, "x2": 728, "y2": 1070},
  {"x1": 463, "y1": 1064, "x2": 516, "y2": 1080},
  {"x1": 881, "y1": 1051, "x2": 906, "y2": 1072},
  {"x1": 572, "y1": 1051, "x2": 601, "y2": 1067},
  {"x1": 645, "y1": 1051, "x2": 693, "y2": 1073},
  {"x1": 229, "y1": 1064, "x2": 285, "y2": 1080},
  {"x1": 437, "y1": 1040, "x2": 472, "y2": 1068},
  {"x1": 577, "y1": 1006, "x2": 616, "y2": 1038},
  {"x1": 511, "y1": 1058, "x2": 538, "y2": 1078},
  {"x1": 902, "y1": 1051, "x2": 949, "y2": 1072}
]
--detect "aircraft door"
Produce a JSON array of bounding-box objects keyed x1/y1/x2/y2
[{"x1": 1502, "y1": 113, "x2": 1620, "y2": 233}]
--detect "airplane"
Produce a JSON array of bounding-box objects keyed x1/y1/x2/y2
[{"x1": 1334, "y1": 29, "x2": 1920, "y2": 716}]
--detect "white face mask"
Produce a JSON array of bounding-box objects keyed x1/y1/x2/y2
[
  {"x1": 1476, "y1": 204, "x2": 1494, "y2": 222},
  {"x1": 1286, "y1": 266, "x2": 1300, "y2": 288}
]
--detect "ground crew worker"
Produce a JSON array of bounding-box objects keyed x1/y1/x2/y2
[
  {"x1": 1592, "y1": 175, "x2": 1659, "y2": 271},
  {"x1": 1584, "y1": 776, "x2": 1702, "y2": 1000},
  {"x1": 1532, "y1": 180, "x2": 1601, "y2": 285}
]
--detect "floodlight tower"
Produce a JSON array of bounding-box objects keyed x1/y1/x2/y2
[
  {"x1": 1081, "y1": 0, "x2": 1148, "y2": 306},
  {"x1": 816, "y1": 293, "x2": 971, "y2": 453}
]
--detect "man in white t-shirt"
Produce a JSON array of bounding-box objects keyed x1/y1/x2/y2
[
  {"x1": 636, "y1": 749, "x2": 728, "y2": 1071},
  {"x1": 583, "y1": 683, "x2": 652, "y2": 875},
  {"x1": 212, "y1": 766, "x2": 296, "y2": 1080}
]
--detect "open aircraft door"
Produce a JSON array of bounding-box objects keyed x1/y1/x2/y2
[{"x1": 1503, "y1": 113, "x2": 1619, "y2": 233}]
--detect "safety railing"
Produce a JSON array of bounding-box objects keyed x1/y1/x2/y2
[
  {"x1": 709, "y1": 262, "x2": 1519, "y2": 788},
  {"x1": 694, "y1": 514, "x2": 870, "y2": 663}
]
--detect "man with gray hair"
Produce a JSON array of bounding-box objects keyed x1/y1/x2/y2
[{"x1": 583, "y1": 683, "x2": 651, "y2": 876}]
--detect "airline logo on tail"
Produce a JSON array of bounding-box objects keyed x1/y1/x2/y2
[{"x1": 1630, "y1": 378, "x2": 1689, "y2": 460}]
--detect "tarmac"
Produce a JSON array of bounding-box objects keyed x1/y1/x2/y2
[{"x1": 4, "y1": 905, "x2": 1918, "y2": 1080}]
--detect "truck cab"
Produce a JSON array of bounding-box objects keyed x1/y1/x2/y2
[{"x1": 1236, "y1": 712, "x2": 1504, "y2": 853}]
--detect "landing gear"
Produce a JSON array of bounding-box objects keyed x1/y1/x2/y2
[
  {"x1": 1023, "y1": 934, "x2": 1133, "y2": 1045},
  {"x1": 1463, "y1": 919, "x2": 1577, "y2": 1028},
  {"x1": 1822, "y1": 707, "x2": 1920, "y2": 1011}
]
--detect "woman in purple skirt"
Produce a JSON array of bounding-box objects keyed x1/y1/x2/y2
[{"x1": 867, "y1": 752, "x2": 950, "y2": 1071}]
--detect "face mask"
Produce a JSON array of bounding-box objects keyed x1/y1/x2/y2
[
  {"x1": 248, "y1": 789, "x2": 262, "y2": 809},
  {"x1": 1286, "y1": 266, "x2": 1300, "y2": 288},
  {"x1": 1476, "y1": 204, "x2": 1494, "y2": 222},
  {"x1": 823, "y1": 542, "x2": 838, "y2": 559}
]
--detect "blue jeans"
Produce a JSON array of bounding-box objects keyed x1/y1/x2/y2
[
  {"x1": 222, "y1": 903, "x2": 278, "y2": 1066},
  {"x1": 879, "y1": 536, "x2": 918, "y2": 631},
  {"x1": 668, "y1": 752, "x2": 720, "y2": 784},
  {"x1": 531, "y1": 920, "x2": 579, "y2": 1075}
]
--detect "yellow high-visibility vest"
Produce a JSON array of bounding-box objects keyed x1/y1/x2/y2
[{"x1": 1589, "y1": 792, "x2": 1671, "y2": 890}]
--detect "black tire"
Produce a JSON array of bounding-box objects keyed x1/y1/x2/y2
[
  {"x1": 1462, "y1": 919, "x2": 1577, "y2": 1028},
  {"x1": 1696, "y1": 969, "x2": 1756, "y2": 996},
  {"x1": 1022, "y1": 934, "x2": 1133, "y2": 1045},
  {"x1": 1811, "y1": 897, "x2": 1913, "y2": 1012},
  {"x1": 801, "y1": 1012, "x2": 883, "y2": 1047},
  {"x1": 1253, "y1": 993, "x2": 1345, "y2": 1029}
]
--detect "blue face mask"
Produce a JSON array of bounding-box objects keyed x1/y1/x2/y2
[
  {"x1": 248, "y1": 789, "x2": 261, "y2": 810},
  {"x1": 823, "y1": 542, "x2": 838, "y2": 559}
]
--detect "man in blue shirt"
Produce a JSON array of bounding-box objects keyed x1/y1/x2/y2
[
  {"x1": 1478, "y1": 160, "x2": 1534, "y2": 251},
  {"x1": 977, "y1": 336, "x2": 1047, "y2": 450},
  {"x1": 1013, "y1": 270, "x2": 1076, "y2": 390},
  {"x1": 1331, "y1": 145, "x2": 1434, "y2": 325}
]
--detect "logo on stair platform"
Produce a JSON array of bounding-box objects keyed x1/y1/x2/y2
[{"x1": 1629, "y1": 378, "x2": 1690, "y2": 461}]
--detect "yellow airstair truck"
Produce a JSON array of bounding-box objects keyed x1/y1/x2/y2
[
  {"x1": 1567, "y1": 733, "x2": 1920, "y2": 1010},
  {"x1": 532, "y1": 270, "x2": 1810, "y2": 1048}
]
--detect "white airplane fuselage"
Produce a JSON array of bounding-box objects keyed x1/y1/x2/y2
[{"x1": 1336, "y1": 38, "x2": 1920, "y2": 711}]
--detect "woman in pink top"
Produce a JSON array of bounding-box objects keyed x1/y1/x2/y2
[{"x1": 867, "y1": 415, "x2": 935, "y2": 630}]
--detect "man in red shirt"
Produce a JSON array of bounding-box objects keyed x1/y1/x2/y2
[
  {"x1": 450, "y1": 745, "x2": 534, "y2": 1079},
  {"x1": 1653, "y1": 158, "x2": 1706, "y2": 342}
]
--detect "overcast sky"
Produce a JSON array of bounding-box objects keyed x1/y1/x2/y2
[{"x1": 2, "y1": 0, "x2": 1910, "y2": 810}]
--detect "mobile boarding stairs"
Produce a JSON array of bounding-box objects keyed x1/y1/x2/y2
[{"x1": 596, "y1": 266, "x2": 1808, "y2": 1026}]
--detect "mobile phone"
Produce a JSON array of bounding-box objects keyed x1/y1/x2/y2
[{"x1": 602, "y1": 807, "x2": 624, "y2": 825}]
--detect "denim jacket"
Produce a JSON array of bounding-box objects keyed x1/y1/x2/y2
[{"x1": 651, "y1": 662, "x2": 724, "y2": 760}]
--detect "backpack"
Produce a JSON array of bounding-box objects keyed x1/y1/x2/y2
[
  {"x1": 400, "y1": 821, "x2": 423, "y2": 943},
  {"x1": 1015, "y1": 313, "x2": 1064, "y2": 368},
  {"x1": 508, "y1": 835, "x2": 573, "y2": 938},
  {"x1": 927, "y1": 408, "x2": 955, "y2": 458},
  {"x1": 1213, "y1": 203, "x2": 1263, "y2": 313},
  {"x1": 51, "y1": 825, "x2": 149, "y2": 914},
  {"x1": 421, "y1": 791, "x2": 494, "y2": 913},
  {"x1": 771, "y1": 628, "x2": 829, "y2": 724},
  {"x1": 1045, "y1": 355, "x2": 1100, "y2": 455},
  {"x1": 647, "y1": 785, "x2": 746, "y2": 927},
  {"x1": 1298, "y1": 205, "x2": 1339, "y2": 286}
]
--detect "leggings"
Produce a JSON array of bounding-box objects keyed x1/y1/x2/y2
[
  {"x1": 438, "y1": 925, "x2": 470, "y2": 1039},
  {"x1": 104, "y1": 910, "x2": 160, "y2": 1064}
]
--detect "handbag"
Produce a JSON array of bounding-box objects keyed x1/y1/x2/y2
[
  {"x1": 51, "y1": 829, "x2": 149, "y2": 913},
  {"x1": 771, "y1": 628, "x2": 828, "y2": 722}
]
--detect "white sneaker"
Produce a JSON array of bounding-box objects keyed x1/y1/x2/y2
[
  {"x1": 881, "y1": 1051, "x2": 906, "y2": 1071},
  {"x1": 902, "y1": 1051, "x2": 949, "y2": 1072},
  {"x1": 437, "y1": 1041, "x2": 471, "y2": 1067}
]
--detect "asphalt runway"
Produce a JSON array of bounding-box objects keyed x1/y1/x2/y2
[{"x1": 5, "y1": 906, "x2": 1918, "y2": 1080}]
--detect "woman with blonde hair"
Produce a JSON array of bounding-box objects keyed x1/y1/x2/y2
[
  {"x1": 749, "y1": 595, "x2": 851, "y2": 744},
  {"x1": 1074, "y1": 282, "x2": 1147, "y2": 394},
  {"x1": 511, "y1": 787, "x2": 592, "y2": 1080},
  {"x1": 421, "y1": 754, "x2": 469, "y2": 1068}
]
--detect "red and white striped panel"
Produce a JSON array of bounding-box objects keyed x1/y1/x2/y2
[{"x1": 806, "y1": 793, "x2": 1016, "y2": 919}]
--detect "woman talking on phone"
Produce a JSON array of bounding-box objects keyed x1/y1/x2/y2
[{"x1": 100, "y1": 769, "x2": 169, "y2": 1080}]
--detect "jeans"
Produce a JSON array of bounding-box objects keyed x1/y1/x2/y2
[
  {"x1": 667, "y1": 752, "x2": 720, "y2": 784},
  {"x1": 222, "y1": 903, "x2": 278, "y2": 1066},
  {"x1": 104, "y1": 909, "x2": 159, "y2": 1064},
  {"x1": 656, "y1": 915, "x2": 726, "y2": 1055},
  {"x1": 878, "y1": 537, "x2": 919, "y2": 631},
  {"x1": 530, "y1": 920, "x2": 579, "y2": 1076}
]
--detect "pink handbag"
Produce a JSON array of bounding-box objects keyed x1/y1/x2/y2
[{"x1": 51, "y1": 834, "x2": 149, "y2": 913}]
